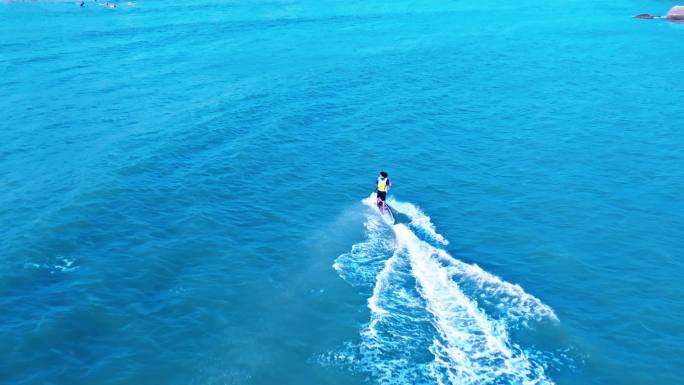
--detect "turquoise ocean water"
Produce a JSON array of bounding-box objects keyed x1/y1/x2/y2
[{"x1": 1, "y1": 0, "x2": 683, "y2": 384}]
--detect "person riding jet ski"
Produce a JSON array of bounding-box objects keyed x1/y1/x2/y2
[{"x1": 376, "y1": 171, "x2": 392, "y2": 208}]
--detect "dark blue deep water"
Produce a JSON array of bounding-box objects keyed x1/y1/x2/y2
[{"x1": 1, "y1": 0, "x2": 683, "y2": 384}]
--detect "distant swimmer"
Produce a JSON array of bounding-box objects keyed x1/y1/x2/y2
[
  {"x1": 80, "y1": 1, "x2": 84, "y2": 6},
  {"x1": 376, "y1": 171, "x2": 392, "y2": 207}
]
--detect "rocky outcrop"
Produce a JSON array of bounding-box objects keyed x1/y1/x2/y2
[
  {"x1": 634, "y1": 13, "x2": 659, "y2": 19},
  {"x1": 667, "y1": 5, "x2": 684, "y2": 21}
]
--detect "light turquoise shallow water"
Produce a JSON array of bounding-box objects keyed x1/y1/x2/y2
[{"x1": 1, "y1": 1, "x2": 683, "y2": 384}]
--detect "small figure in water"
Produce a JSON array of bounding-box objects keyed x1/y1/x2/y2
[
  {"x1": 80, "y1": 1, "x2": 85, "y2": 6},
  {"x1": 376, "y1": 171, "x2": 392, "y2": 209}
]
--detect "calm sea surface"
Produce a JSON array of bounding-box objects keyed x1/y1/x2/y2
[{"x1": 1, "y1": 1, "x2": 683, "y2": 384}]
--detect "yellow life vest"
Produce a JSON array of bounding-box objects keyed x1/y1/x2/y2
[{"x1": 377, "y1": 177, "x2": 389, "y2": 192}]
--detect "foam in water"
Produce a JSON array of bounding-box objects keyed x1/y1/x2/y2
[
  {"x1": 24, "y1": 255, "x2": 78, "y2": 274},
  {"x1": 333, "y1": 212, "x2": 395, "y2": 288},
  {"x1": 387, "y1": 197, "x2": 449, "y2": 246},
  {"x1": 327, "y1": 197, "x2": 559, "y2": 384},
  {"x1": 395, "y1": 224, "x2": 553, "y2": 384},
  {"x1": 443, "y1": 258, "x2": 558, "y2": 325},
  {"x1": 383, "y1": 195, "x2": 556, "y2": 324}
]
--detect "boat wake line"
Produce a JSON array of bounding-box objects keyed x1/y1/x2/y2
[{"x1": 323, "y1": 195, "x2": 561, "y2": 385}]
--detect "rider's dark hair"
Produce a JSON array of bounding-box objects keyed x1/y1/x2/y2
[{"x1": 380, "y1": 171, "x2": 388, "y2": 178}]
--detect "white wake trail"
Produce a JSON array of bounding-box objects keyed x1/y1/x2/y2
[
  {"x1": 395, "y1": 225, "x2": 554, "y2": 385},
  {"x1": 388, "y1": 198, "x2": 449, "y2": 246},
  {"x1": 444, "y1": 259, "x2": 558, "y2": 324},
  {"x1": 326, "y1": 196, "x2": 559, "y2": 385},
  {"x1": 389, "y1": 197, "x2": 557, "y2": 324},
  {"x1": 333, "y1": 212, "x2": 395, "y2": 288}
]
